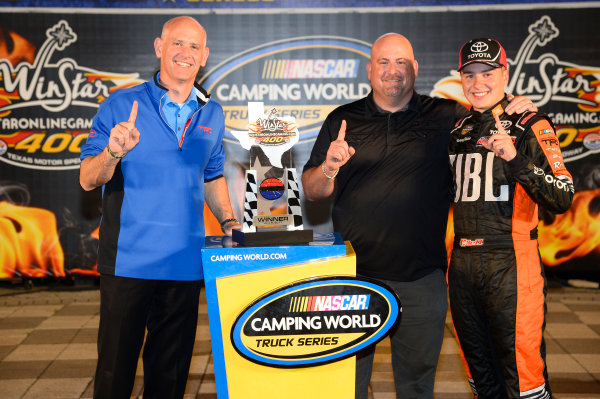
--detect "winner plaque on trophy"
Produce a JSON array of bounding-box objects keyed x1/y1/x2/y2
[{"x1": 231, "y1": 102, "x2": 313, "y2": 246}]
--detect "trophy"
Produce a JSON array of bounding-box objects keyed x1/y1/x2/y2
[{"x1": 231, "y1": 102, "x2": 313, "y2": 246}]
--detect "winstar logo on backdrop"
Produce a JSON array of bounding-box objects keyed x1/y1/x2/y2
[
  {"x1": 0, "y1": 20, "x2": 143, "y2": 170},
  {"x1": 432, "y1": 15, "x2": 600, "y2": 163},
  {"x1": 199, "y1": 37, "x2": 372, "y2": 142},
  {"x1": 231, "y1": 277, "x2": 401, "y2": 367}
]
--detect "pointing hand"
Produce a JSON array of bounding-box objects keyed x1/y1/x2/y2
[
  {"x1": 323, "y1": 120, "x2": 355, "y2": 177},
  {"x1": 482, "y1": 114, "x2": 517, "y2": 161},
  {"x1": 107, "y1": 101, "x2": 140, "y2": 158}
]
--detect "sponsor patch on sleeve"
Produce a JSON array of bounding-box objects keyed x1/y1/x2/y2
[{"x1": 531, "y1": 120, "x2": 573, "y2": 180}]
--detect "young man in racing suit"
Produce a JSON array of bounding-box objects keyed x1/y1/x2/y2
[{"x1": 448, "y1": 38, "x2": 574, "y2": 399}]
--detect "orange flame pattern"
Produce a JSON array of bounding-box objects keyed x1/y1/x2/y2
[
  {"x1": 0, "y1": 202, "x2": 227, "y2": 279},
  {"x1": 0, "y1": 29, "x2": 35, "y2": 66},
  {"x1": 564, "y1": 67, "x2": 600, "y2": 112},
  {"x1": 0, "y1": 87, "x2": 20, "y2": 118},
  {"x1": 247, "y1": 123, "x2": 263, "y2": 133},
  {"x1": 0, "y1": 201, "x2": 65, "y2": 278},
  {"x1": 0, "y1": 28, "x2": 36, "y2": 117},
  {"x1": 538, "y1": 188, "x2": 600, "y2": 266},
  {"x1": 283, "y1": 122, "x2": 298, "y2": 132},
  {"x1": 247, "y1": 121, "x2": 298, "y2": 134},
  {"x1": 430, "y1": 73, "x2": 470, "y2": 109}
]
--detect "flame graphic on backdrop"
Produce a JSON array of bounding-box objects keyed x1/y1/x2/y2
[
  {"x1": 0, "y1": 200, "x2": 228, "y2": 279},
  {"x1": 430, "y1": 71, "x2": 469, "y2": 109},
  {"x1": 538, "y1": 188, "x2": 600, "y2": 265},
  {"x1": 0, "y1": 27, "x2": 36, "y2": 117},
  {"x1": 445, "y1": 189, "x2": 600, "y2": 267},
  {"x1": 0, "y1": 201, "x2": 65, "y2": 278},
  {"x1": 0, "y1": 28, "x2": 35, "y2": 66},
  {"x1": 566, "y1": 67, "x2": 600, "y2": 113},
  {"x1": 0, "y1": 29, "x2": 65, "y2": 278}
]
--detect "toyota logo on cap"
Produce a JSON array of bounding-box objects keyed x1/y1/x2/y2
[
  {"x1": 471, "y1": 41, "x2": 489, "y2": 53},
  {"x1": 458, "y1": 38, "x2": 507, "y2": 71}
]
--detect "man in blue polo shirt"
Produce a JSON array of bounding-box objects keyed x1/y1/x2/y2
[{"x1": 80, "y1": 16, "x2": 240, "y2": 399}]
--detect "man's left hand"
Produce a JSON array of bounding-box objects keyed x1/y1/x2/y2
[{"x1": 505, "y1": 94, "x2": 537, "y2": 115}]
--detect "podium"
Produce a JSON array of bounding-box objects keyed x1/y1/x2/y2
[
  {"x1": 201, "y1": 233, "x2": 354, "y2": 398},
  {"x1": 202, "y1": 233, "x2": 400, "y2": 398}
]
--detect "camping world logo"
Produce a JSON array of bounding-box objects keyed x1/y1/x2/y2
[
  {"x1": 200, "y1": 36, "x2": 371, "y2": 142},
  {"x1": 0, "y1": 20, "x2": 143, "y2": 170},
  {"x1": 231, "y1": 277, "x2": 401, "y2": 367}
]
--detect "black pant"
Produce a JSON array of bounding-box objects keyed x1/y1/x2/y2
[
  {"x1": 355, "y1": 269, "x2": 448, "y2": 399},
  {"x1": 94, "y1": 275, "x2": 202, "y2": 399}
]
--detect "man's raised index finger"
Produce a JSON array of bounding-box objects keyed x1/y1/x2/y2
[
  {"x1": 129, "y1": 100, "x2": 138, "y2": 124},
  {"x1": 336, "y1": 120, "x2": 347, "y2": 142},
  {"x1": 493, "y1": 114, "x2": 505, "y2": 134}
]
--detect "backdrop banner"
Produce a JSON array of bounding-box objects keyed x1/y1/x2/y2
[{"x1": 0, "y1": 6, "x2": 598, "y2": 278}]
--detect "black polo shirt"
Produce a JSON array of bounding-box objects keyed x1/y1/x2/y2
[{"x1": 304, "y1": 91, "x2": 467, "y2": 282}]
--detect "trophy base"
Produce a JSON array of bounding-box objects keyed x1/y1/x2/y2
[{"x1": 232, "y1": 229, "x2": 314, "y2": 246}]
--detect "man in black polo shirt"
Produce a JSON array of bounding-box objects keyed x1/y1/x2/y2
[{"x1": 302, "y1": 33, "x2": 534, "y2": 399}]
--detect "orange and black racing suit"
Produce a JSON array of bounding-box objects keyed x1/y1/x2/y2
[{"x1": 447, "y1": 96, "x2": 574, "y2": 399}]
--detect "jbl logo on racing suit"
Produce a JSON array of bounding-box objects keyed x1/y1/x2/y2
[{"x1": 449, "y1": 152, "x2": 508, "y2": 203}]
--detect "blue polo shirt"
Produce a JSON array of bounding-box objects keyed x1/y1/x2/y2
[
  {"x1": 160, "y1": 81, "x2": 198, "y2": 142},
  {"x1": 80, "y1": 73, "x2": 226, "y2": 281}
]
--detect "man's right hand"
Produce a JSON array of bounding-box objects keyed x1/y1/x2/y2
[
  {"x1": 108, "y1": 101, "x2": 140, "y2": 157},
  {"x1": 484, "y1": 113, "x2": 517, "y2": 161},
  {"x1": 323, "y1": 120, "x2": 355, "y2": 175}
]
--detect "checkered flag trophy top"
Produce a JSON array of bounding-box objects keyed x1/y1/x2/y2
[{"x1": 230, "y1": 102, "x2": 312, "y2": 245}]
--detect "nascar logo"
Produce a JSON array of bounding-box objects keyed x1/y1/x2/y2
[
  {"x1": 289, "y1": 294, "x2": 370, "y2": 312},
  {"x1": 231, "y1": 277, "x2": 400, "y2": 367},
  {"x1": 261, "y1": 59, "x2": 359, "y2": 79}
]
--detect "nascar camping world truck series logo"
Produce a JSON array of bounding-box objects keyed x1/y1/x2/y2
[
  {"x1": 231, "y1": 277, "x2": 401, "y2": 367},
  {"x1": 199, "y1": 36, "x2": 372, "y2": 142},
  {"x1": 432, "y1": 15, "x2": 600, "y2": 163},
  {"x1": 0, "y1": 20, "x2": 142, "y2": 170}
]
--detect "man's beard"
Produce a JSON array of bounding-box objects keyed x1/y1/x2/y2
[{"x1": 382, "y1": 72, "x2": 413, "y2": 97}]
